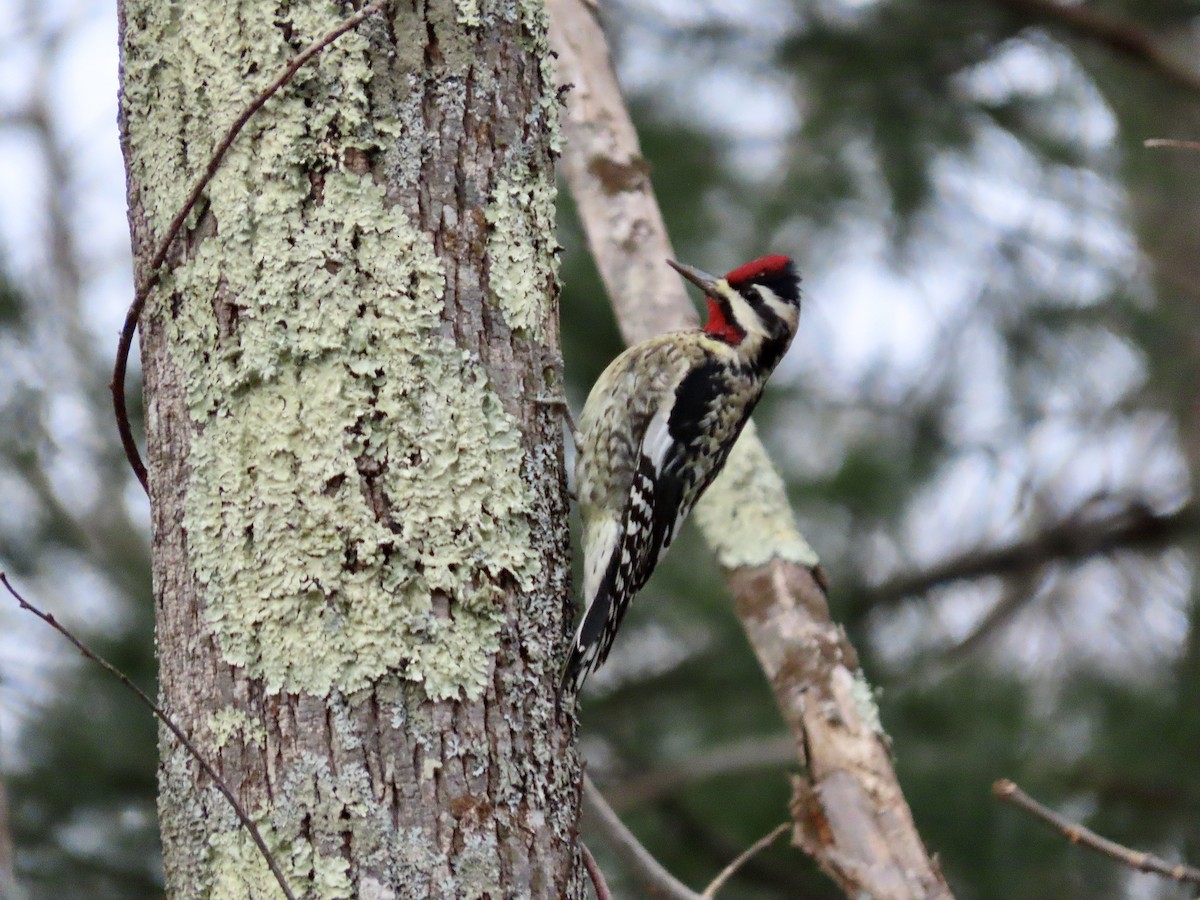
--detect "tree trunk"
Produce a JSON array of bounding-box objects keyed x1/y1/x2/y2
[{"x1": 117, "y1": 1, "x2": 579, "y2": 895}]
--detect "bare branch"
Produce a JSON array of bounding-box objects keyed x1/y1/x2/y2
[
  {"x1": 112, "y1": 0, "x2": 386, "y2": 492},
  {"x1": 855, "y1": 502, "x2": 1200, "y2": 617},
  {"x1": 992, "y1": 0, "x2": 1200, "y2": 96},
  {"x1": 1145, "y1": 138, "x2": 1200, "y2": 151},
  {"x1": 0, "y1": 574, "x2": 297, "y2": 900},
  {"x1": 899, "y1": 571, "x2": 1049, "y2": 683},
  {"x1": 582, "y1": 775, "x2": 700, "y2": 900},
  {"x1": 580, "y1": 840, "x2": 613, "y2": 900},
  {"x1": 607, "y1": 735, "x2": 795, "y2": 813},
  {"x1": 994, "y1": 779, "x2": 1200, "y2": 886},
  {"x1": 549, "y1": 0, "x2": 952, "y2": 895},
  {"x1": 700, "y1": 822, "x2": 789, "y2": 899}
]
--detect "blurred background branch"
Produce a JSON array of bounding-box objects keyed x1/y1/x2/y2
[
  {"x1": 852, "y1": 500, "x2": 1200, "y2": 617},
  {"x1": 994, "y1": 779, "x2": 1200, "y2": 886},
  {"x1": 583, "y1": 776, "x2": 700, "y2": 900},
  {"x1": 992, "y1": 0, "x2": 1200, "y2": 95}
]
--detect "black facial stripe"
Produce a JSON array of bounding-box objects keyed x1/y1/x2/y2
[
  {"x1": 756, "y1": 334, "x2": 790, "y2": 372},
  {"x1": 751, "y1": 271, "x2": 801, "y2": 305},
  {"x1": 740, "y1": 286, "x2": 788, "y2": 337}
]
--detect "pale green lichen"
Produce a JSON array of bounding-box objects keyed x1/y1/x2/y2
[
  {"x1": 454, "y1": 0, "x2": 482, "y2": 27},
  {"x1": 208, "y1": 707, "x2": 266, "y2": 750},
  {"x1": 485, "y1": 177, "x2": 559, "y2": 341},
  {"x1": 125, "y1": 3, "x2": 541, "y2": 701},
  {"x1": 159, "y1": 743, "x2": 221, "y2": 895},
  {"x1": 849, "y1": 670, "x2": 885, "y2": 737},
  {"x1": 394, "y1": 826, "x2": 446, "y2": 894},
  {"x1": 266, "y1": 751, "x2": 395, "y2": 883},
  {"x1": 208, "y1": 821, "x2": 354, "y2": 900},
  {"x1": 159, "y1": 743, "x2": 333, "y2": 900},
  {"x1": 175, "y1": 171, "x2": 540, "y2": 699},
  {"x1": 519, "y1": 0, "x2": 565, "y2": 157},
  {"x1": 358, "y1": 876, "x2": 397, "y2": 900},
  {"x1": 516, "y1": 0, "x2": 547, "y2": 35},
  {"x1": 207, "y1": 825, "x2": 290, "y2": 900},
  {"x1": 692, "y1": 420, "x2": 821, "y2": 569}
]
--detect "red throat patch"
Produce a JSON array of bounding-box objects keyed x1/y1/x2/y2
[{"x1": 702, "y1": 297, "x2": 745, "y2": 344}]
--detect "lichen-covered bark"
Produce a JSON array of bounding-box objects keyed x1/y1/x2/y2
[{"x1": 117, "y1": 0, "x2": 580, "y2": 895}]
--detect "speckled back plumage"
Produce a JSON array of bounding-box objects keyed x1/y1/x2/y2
[{"x1": 562, "y1": 256, "x2": 801, "y2": 696}]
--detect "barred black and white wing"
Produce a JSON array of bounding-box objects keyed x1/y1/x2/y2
[{"x1": 561, "y1": 357, "x2": 757, "y2": 695}]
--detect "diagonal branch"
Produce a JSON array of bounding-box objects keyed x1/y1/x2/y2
[
  {"x1": 0, "y1": 574, "x2": 296, "y2": 900},
  {"x1": 580, "y1": 840, "x2": 613, "y2": 900},
  {"x1": 853, "y1": 502, "x2": 1200, "y2": 617},
  {"x1": 548, "y1": 0, "x2": 952, "y2": 896},
  {"x1": 582, "y1": 775, "x2": 700, "y2": 900},
  {"x1": 905, "y1": 570, "x2": 1048, "y2": 680},
  {"x1": 994, "y1": 779, "x2": 1200, "y2": 886},
  {"x1": 991, "y1": 0, "x2": 1200, "y2": 96},
  {"x1": 112, "y1": 0, "x2": 385, "y2": 492},
  {"x1": 700, "y1": 822, "x2": 789, "y2": 899}
]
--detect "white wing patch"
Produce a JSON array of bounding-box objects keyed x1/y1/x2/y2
[
  {"x1": 640, "y1": 402, "x2": 695, "y2": 554},
  {"x1": 642, "y1": 405, "x2": 673, "y2": 471}
]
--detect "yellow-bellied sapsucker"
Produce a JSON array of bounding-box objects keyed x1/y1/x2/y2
[{"x1": 562, "y1": 255, "x2": 802, "y2": 696}]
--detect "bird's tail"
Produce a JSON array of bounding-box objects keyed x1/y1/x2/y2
[{"x1": 558, "y1": 586, "x2": 613, "y2": 699}]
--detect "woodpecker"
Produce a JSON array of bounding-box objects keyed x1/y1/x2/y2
[{"x1": 562, "y1": 254, "x2": 802, "y2": 696}]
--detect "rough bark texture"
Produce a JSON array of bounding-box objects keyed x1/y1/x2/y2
[
  {"x1": 549, "y1": 1, "x2": 953, "y2": 896},
  {"x1": 729, "y1": 562, "x2": 950, "y2": 899},
  {"x1": 118, "y1": 0, "x2": 581, "y2": 896}
]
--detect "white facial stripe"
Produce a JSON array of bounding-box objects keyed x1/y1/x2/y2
[{"x1": 757, "y1": 284, "x2": 799, "y2": 328}]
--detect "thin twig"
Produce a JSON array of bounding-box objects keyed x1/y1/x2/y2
[
  {"x1": 993, "y1": 779, "x2": 1200, "y2": 886},
  {"x1": 112, "y1": 0, "x2": 386, "y2": 492},
  {"x1": 1145, "y1": 138, "x2": 1200, "y2": 151},
  {"x1": 580, "y1": 840, "x2": 613, "y2": 900},
  {"x1": 700, "y1": 822, "x2": 789, "y2": 899},
  {"x1": 0, "y1": 574, "x2": 297, "y2": 900},
  {"x1": 582, "y1": 775, "x2": 700, "y2": 900}
]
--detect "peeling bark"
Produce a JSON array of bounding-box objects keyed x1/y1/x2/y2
[
  {"x1": 118, "y1": 1, "x2": 580, "y2": 896},
  {"x1": 730, "y1": 562, "x2": 951, "y2": 900}
]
